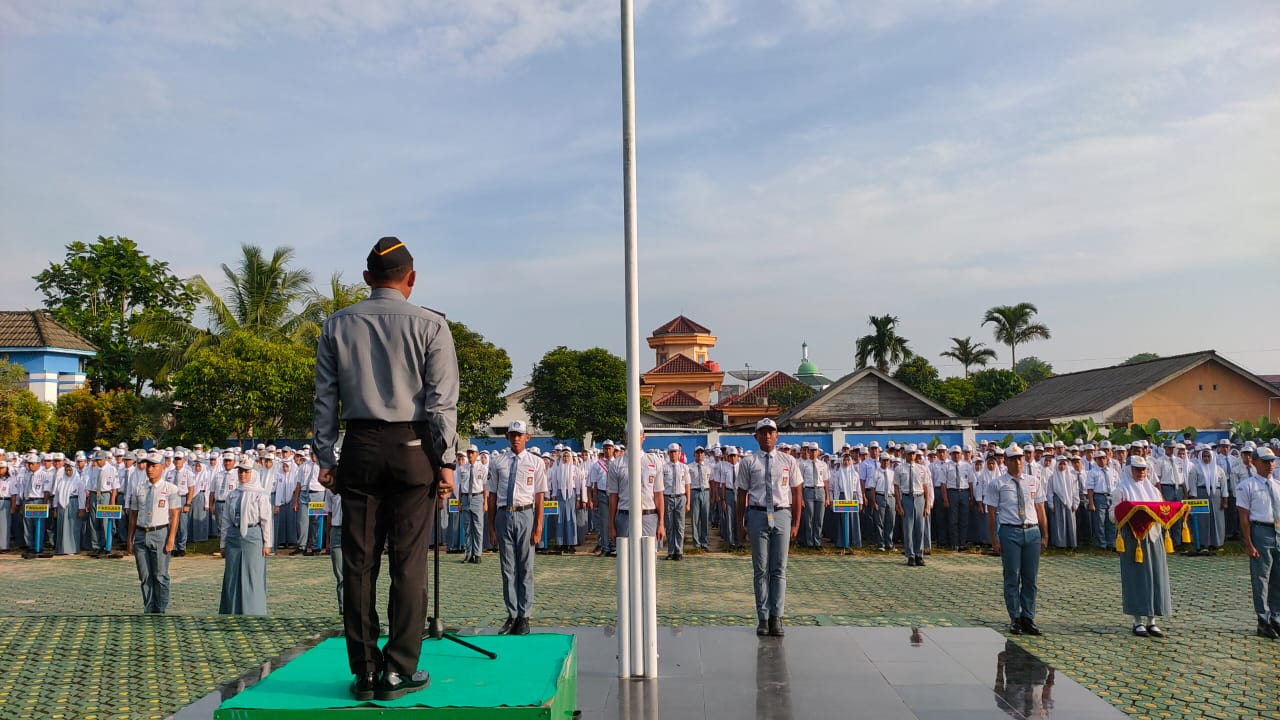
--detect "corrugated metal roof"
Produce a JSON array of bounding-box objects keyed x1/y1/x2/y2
[
  {"x1": 0, "y1": 311, "x2": 97, "y2": 353},
  {"x1": 651, "y1": 315, "x2": 711, "y2": 336},
  {"x1": 647, "y1": 353, "x2": 712, "y2": 374},
  {"x1": 653, "y1": 390, "x2": 704, "y2": 408},
  {"x1": 978, "y1": 351, "x2": 1217, "y2": 423}
]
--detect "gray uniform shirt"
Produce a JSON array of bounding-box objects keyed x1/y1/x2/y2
[{"x1": 313, "y1": 287, "x2": 460, "y2": 469}]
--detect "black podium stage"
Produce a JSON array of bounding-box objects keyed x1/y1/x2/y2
[{"x1": 178, "y1": 625, "x2": 1125, "y2": 720}]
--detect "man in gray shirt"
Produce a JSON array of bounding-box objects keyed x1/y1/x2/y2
[{"x1": 315, "y1": 236, "x2": 459, "y2": 702}]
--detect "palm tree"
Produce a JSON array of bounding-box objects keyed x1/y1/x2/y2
[
  {"x1": 855, "y1": 314, "x2": 913, "y2": 373},
  {"x1": 939, "y1": 336, "x2": 997, "y2": 377},
  {"x1": 133, "y1": 244, "x2": 313, "y2": 379},
  {"x1": 983, "y1": 303, "x2": 1051, "y2": 370},
  {"x1": 294, "y1": 272, "x2": 369, "y2": 345}
]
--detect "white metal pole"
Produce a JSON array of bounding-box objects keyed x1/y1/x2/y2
[
  {"x1": 641, "y1": 535, "x2": 658, "y2": 678},
  {"x1": 616, "y1": 536, "x2": 631, "y2": 678},
  {"x1": 619, "y1": 0, "x2": 647, "y2": 681}
]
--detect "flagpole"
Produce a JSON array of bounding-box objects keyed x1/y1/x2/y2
[{"x1": 619, "y1": 0, "x2": 653, "y2": 679}]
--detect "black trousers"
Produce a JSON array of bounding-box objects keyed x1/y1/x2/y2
[{"x1": 337, "y1": 421, "x2": 438, "y2": 676}]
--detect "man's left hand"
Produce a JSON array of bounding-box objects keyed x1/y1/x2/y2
[
  {"x1": 790, "y1": 524, "x2": 800, "y2": 540},
  {"x1": 318, "y1": 468, "x2": 337, "y2": 490},
  {"x1": 531, "y1": 525, "x2": 543, "y2": 546}
]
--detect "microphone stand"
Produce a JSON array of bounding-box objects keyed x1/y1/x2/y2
[{"x1": 424, "y1": 498, "x2": 497, "y2": 659}]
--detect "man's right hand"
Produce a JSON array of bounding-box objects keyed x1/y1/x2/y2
[
  {"x1": 488, "y1": 530, "x2": 498, "y2": 547},
  {"x1": 896, "y1": 504, "x2": 904, "y2": 516},
  {"x1": 318, "y1": 467, "x2": 337, "y2": 490},
  {"x1": 1246, "y1": 544, "x2": 1260, "y2": 559},
  {"x1": 126, "y1": 541, "x2": 134, "y2": 554},
  {"x1": 1088, "y1": 502, "x2": 1095, "y2": 512}
]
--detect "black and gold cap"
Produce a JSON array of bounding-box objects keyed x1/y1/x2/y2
[{"x1": 367, "y1": 236, "x2": 413, "y2": 274}]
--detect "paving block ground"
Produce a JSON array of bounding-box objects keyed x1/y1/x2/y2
[{"x1": 0, "y1": 545, "x2": 1276, "y2": 720}]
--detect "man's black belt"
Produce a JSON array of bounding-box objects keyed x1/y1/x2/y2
[
  {"x1": 463, "y1": 492, "x2": 485, "y2": 497},
  {"x1": 618, "y1": 509, "x2": 658, "y2": 515},
  {"x1": 1252, "y1": 521, "x2": 1275, "y2": 528},
  {"x1": 346, "y1": 419, "x2": 426, "y2": 430},
  {"x1": 500, "y1": 504, "x2": 533, "y2": 512},
  {"x1": 691, "y1": 488, "x2": 709, "y2": 492},
  {"x1": 748, "y1": 505, "x2": 790, "y2": 512},
  {"x1": 1000, "y1": 523, "x2": 1038, "y2": 529},
  {"x1": 137, "y1": 525, "x2": 168, "y2": 532}
]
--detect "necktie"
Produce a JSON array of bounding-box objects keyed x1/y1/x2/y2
[
  {"x1": 907, "y1": 465, "x2": 914, "y2": 496},
  {"x1": 764, "y1": 454, "x2": 775, "y2": 513},
  {"x1": 1014, "y1": 476, "x2": 1027, "y2": 523},
  {"x1": 1267, "y1": 478, "x2": 1280, "y2": 524},
  {"x1": 505, "y1": 455, "x2": 517, "y2": 508},
  {"x1": 144, "y1": 484, "x2": 155, "y2": 527}
]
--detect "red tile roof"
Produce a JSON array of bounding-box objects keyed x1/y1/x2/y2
[
  {"x1": 653, "y1": 390, "x2": 704, "y2": 408},
  {"x1": 648, "y1": 353, "x2": 712, "y2": 374},
  {"x1": 651, "y1": 315, "x2": 711, "y2": 336},
  {"x1": 0, "y1": 311, "x2": 97, "y2": 352},
  {"x1": 715, "y1": 371, "x2": 801, "y2": 408}
]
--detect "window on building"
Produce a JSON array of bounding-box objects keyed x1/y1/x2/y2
[
  {"x1": 658, "y1": 354, "x2": 667, "y2": 365},
  {"x1": 1198, "y1": 384, "x2": 1203, "y2": 391},
  {"x1": 1212, "y1": 384, "x2": 1218, "y2": 391}
]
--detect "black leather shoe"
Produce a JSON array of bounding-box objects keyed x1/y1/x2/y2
[
  {"x1": 916, "y1": 557, "x2": 925, "y2": 567},
  {"x1": 1269, "y1": 618, "x2": 1280, "y2": 636},
  {"x1": 512, "y1": 617, "x2": 530, "y2": 635},
  {"x1": 1008, "y1": 621, "x2": 1023, "y2": 635},
  {"x1": 906, "y1": 558, "x2": 916, "y2": 566},
  {"x1": 375, "y1": 670, "x2": 430, "y2": 701},
  {"x1": 498, "y1": 616, "x2": 515, "y2": 635},
  {"x1": 1145, "y1": 624, "x2": 1164, "y2": 638},
  {"x1": 1257, "y1": 620, "x2": 1278, "y2": 639},
  {"x1": 1020, "y1": 617, "x2": 1042, "y2": 636},
  {"x1": 756, "y1": 621, "x2": 769, "y2": 636},
  {"x1": 1132, "y1": 623, "x2": 1148, "y2": 637},
  {"x1": 768, "y1": 617, "x2": 784, "y2": 637},
  {"x1": 350, "y1": 672, "x2": 377, "y2": 701}
]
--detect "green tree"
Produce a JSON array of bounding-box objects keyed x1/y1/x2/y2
[
  {"x1": 524, "y1": 347, "x2": 626, "y2": 440},
  {"x1": 939, "y1": 336, "x2": 997, "y2": 377},
  {"x1": 451, "y1": 321, "x2": 513, "y2": 436},
  {"x1": 0, "y1": 360, "x2": 54, "y2": 449},
  {"x1": 169, "y1": 331, "x2": 315, "y2": 445},
  {"x1": 34, "y1": 236, "x2": 198, "y2": 393},
  {"x1": 855, "y1": 314, "x2": 913, "y2": 373},
  {"x1": 134, "y1": 244, "x2": 313, "y2": 380},
  {"x1": 768, "y1": 383, "x2": 815, "y2": 409},
  {"x1": 931, "y1": 376, "x2": 976, "y2": 414},
  {"x1": 1123, "y1": 352, "x2": 1161, "y2": 365},
  {"x1": 51, "y1": 388, "x2": 154, "y2": 450},
  {"x1": 982, "y1": 302, "x2": 1050, "y2": 370},
  {"x1": 967, "y1": 369, "x2": 1027, "y2": 416},
  {"x1": 1014, "y1": 356, "x2": 1054, "y2": 386},
  {"x1": 892, "y1": 356, "x2": 940, "y2": 397}
]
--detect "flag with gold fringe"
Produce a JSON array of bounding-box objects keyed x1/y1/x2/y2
[{"x1": 1114, "y1": 500, "x2": 1191, "y2": 562}]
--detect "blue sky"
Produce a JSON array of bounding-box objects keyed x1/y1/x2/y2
[{"x1": 2, "y1": 0, "x2": 1277, "y2": 389}]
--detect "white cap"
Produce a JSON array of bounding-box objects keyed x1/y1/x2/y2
[
  {"x1": 141, "y1": 450, "x2": 164, "y2": 465},
  {"x1": 727, "y1": 446, "x2": 740, "y2": 456},
  {"x1": 1128, "y1": 455, "x2": 1148, "y2": 468},
  {"x1": 755, "y1": 418, "x2": 778, "y2": 431},
  {"x1": 667, "y1": 443, "x2": 681, "y2": 452},
  {"x1": 868, "y1": 441, "x2": 880, "y2": 449},
  {"x1": 1099, "y1": 441, "x2": 1112, "y2": 449},
  {"x1": 508, "y1": 421, "x2": 529, "y2": 435},
  {"x1": 1005, "y1": 445, "x2": 1025, "y2": 458},
  {"x1": 467, "y1": 445, "x2": 479, "y2": 453},
  {"x1": 1255, "y1": 447, "x2": 1278, "y2": 463}
]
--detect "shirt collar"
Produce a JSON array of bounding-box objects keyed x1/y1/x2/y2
[{"x1": 370, "y1": 287, "x2": 406, "y2": 301}]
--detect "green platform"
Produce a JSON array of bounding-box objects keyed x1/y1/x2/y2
[{"x1": 215, "y1": 634, "x2": 577, "y2": 720}]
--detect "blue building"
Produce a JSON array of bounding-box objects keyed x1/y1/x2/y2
[{"x1": 0, "y1": 311, "x2": 97, "y2": 402}]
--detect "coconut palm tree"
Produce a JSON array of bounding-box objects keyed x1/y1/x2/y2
[
  {"x1": 983, "y1": 303, "x2": 1051, "y2": 370},
  {"x1": 939, "y1": 336, "x2": 997, "y2": 377},
  {"x1": 133, "y1": 244, "x2": 313, "y2": 379},
  {"x1": 294, "y1": 272, "x2": 369, "y2": 345},
  {"x1": 855, "y1": 314, "x2": 913, "y2": 373}
]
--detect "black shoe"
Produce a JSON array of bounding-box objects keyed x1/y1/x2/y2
[
  {"x1": 1132, "y1": 623, "x2": 1148, "y2": 637},
  {"x1": 498, "y1": 616, "x2": 515, "y2": 635},
  {"x1": 1008, "y1": 621, "x2": 1023, "y2": 635},
  {"x1": 289, "y1": 548, "x2": 304, "y2": 556},
  {"x1": 1020, "y1": 617, "x2": 1042, "y2": 636},
  {"x1": 350, "y1": 672, "x2": 377, "y2": 701},
  {"x1": 173, "y1": 549, "x2": 186, "y2": 558},
  {"x1": 1257, "y1": 620, "x2": 1279, "y2": 639},
  {"x1": 1146, "y1": 624, "x2": 1164, "y2": 638},
  {"x1": 916, "y1": 557, "x2": 925, "y2": 567},
  {"x1": 471, "y1": 556, "x2": 481, "y2": 564},
  {"x1": 906, "y1": 558, "x2": 916, "y2": 566},
  {"x1": 512, "y1": 617, "x2": 530, "y2": 635},
  {"x1": 304, "y1": 549, "x2": 316, "y2": 556},
  {"x1": 756, "y1": 621, "x2": 769, "y2": 636},
  {"x1": 375, "y1": 670, "x2": 430, "y2": 701},
  {"x1": 673, "y1": 554, "x2": 683, "y2": 561},
  {"x1": 768, "y1": 617, "x2": 784, "y2": 637},
  {"x1": 1270, "y1": 618, "x2": 1280, "y2": 636}
]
